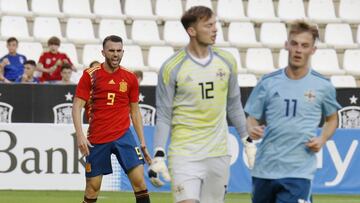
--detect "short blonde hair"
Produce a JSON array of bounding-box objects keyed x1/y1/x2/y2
[{"x1": 288, "y1": 20, "x2": 319, "y2": 43}]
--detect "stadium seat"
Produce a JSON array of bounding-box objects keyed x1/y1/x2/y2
[
  {"x1": 141, "y1": 71, "x2": 158, "y2": 86},
  {"x1": 260, "y1": 22, "x2": 287, "y2": 49},
  {"x1": 0, "y1": 16, "x2": 33, "y2": 41},
  {"x1": 124, "y1": 0, "x2": 156, "y2": 20},
  {"x1": 311, "y1": 49, "x2": 345, "y2": 75},
  {"x1": 98, "y1": 19, "x2": 132, "y2": 44},
  {"x1": 163, "y1": 21, "x2": 189, "y2": 47},
  {"x1": 131, "y1": 20, "x2": 165, "y2": 46},
  {"x1": 59, "y1": 43, "x2": 81, "y2": 68},
  {"x1": 277, "y1": 0, "x2": 306, "y2": 22},
  {"x1": 0, "y1": 41, "x2": 7, "y2": 56},
  {"x1": 308, "y1": 0, "x2": 341, "y2": 23},
  {"x1": 228, "y1": 22, "x2": 262, "y2": 48},
  {"x1": 247, "y1": 0, "x2": 280, "y2": 23},
  {"x1": 17, "y1": 42, "x2": 43, "y2": 61},
  {"x1": 63, "y1": 0, "x2": 95, "y2": 19},
  {"x1": 245, "y1": 48, "x2": 276, "y2": 74},
  {"x1": 0, "y1": 0, "x2": 32, "y2": 17},
  {"x1": 147, "y1": 46, "x2": 175, "y2": 72},
  {"x1": 324, "y1": 23, "x2": 358, "y2": 49},
  {"x1": 343, "y1": 49, "x2": 360, "y2": 77},
  {"x1": 155, "y1": 0, "x2": 183, "y2": 21},
  {"x1": 185, "y1": 0, "x2": 213, "y2": 10},
  {"x1": 70, "y1": 71, "x2": 83, "y2": 84},
  {"x1": 330, "y1": 75, "x2": 357, "y2": 88},
  {"x1": 357, "y1": 25, "x2": 360, "y2": 44},
  {"x1": 82, "y1": 44, "x2": 103, "y2": 67},
  {"x1": 215, "y1": 22, "x2": 229, "y2": 47},
  {"x1": 33, "y1": 17, "x2": 64, "y2": 43},
  {"x1": 66, "y1": 18, "x2": 99, "y2": 44},
  {"x1": 219, "y1": 47, "x2": 247, "y2": 73},
  {"x1": 237, "y1": 74, "x2": 258, "y2": 87},
  {"x1": 93, "y1": 0, "x2": 125, "y2": 20},
  {"x1": 217, "y1": 0, "x2": 249, "y2": 22},
  {"x1": 278, "y1": 49, "x2": 289, "y2": 68},
  {"x1": 122, "y1": 45, "x2": 148, "y2": 71},
  {"x1": 31, "y1": 0, "x2": 64, "y2": 18},
  {"x1": 339, "y1": 0, "x2": 360, "y2": 24}
]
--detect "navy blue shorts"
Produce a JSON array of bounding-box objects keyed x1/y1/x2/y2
[
  {"x1": 85, "y1": 129, "x2": 144, "y2": 177},
  {"x1": 252, "y1": 177, "x2": 311, "y2": 203}
]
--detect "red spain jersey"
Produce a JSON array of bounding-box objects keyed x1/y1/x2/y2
[
  {"x1": 38, "y1": 51, "x2": 73, "y2": 81},
  {"x1": 75, "y1": 63, "x2": 139, "y2": 144}
]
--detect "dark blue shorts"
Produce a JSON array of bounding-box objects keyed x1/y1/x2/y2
[
  {"x1": 252, "y1": 177, "x2": 311, "y2": 203},
  {"x1": 85, "y1": 129, "x2": 144, "y2": 177}
]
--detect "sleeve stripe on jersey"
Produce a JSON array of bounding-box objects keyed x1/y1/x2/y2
[
  {"x1": 86, "y1": 66, "x2": 101, "y2": 75},
  {"x1": 163, "y1": 50, "x2": 186, "y2": 85},
  {"x1": 212, "y1": 47, "x2": 237, "y2": 73}
]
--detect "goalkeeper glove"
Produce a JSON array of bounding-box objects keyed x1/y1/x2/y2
[
  {"x1": 242, "y1": 136, "x2": 257, "y2": 169},
  {"x1": 148, "y1": 148, "x2": 171, "y2": 187}
]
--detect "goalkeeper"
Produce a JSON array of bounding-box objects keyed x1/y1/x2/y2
[{"x1": 148, "y1": 6, "x2": 255, "y2": 203}]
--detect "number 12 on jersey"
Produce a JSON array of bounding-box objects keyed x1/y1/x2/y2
[{"x1": 198, "y1": 82, "x2": 214, "y2": 99}]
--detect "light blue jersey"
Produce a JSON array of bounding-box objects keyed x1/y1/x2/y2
[{"x1": 244, "y1": 68, "x2": 341, "y2": 180}]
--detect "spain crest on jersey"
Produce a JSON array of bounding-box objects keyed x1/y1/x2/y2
[
  {"x1": 0, "y1": 102, "x2": 13, "y2": 123},
  {"x1": 119, "y1": 80, "x2": 127, "y2": 92}
]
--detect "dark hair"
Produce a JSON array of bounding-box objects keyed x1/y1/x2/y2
[
  {"x1": 102, "y1": 35, "x2": 123, "y2": 48},
  {"x1": 289, "y1": 20, "x2": 319, "y2": 43},
  {"x1": 61, "y1": 63, "x2": 72, "y2": 71},
  {"x1": 181, "y1": 6, "x2": 214, "y2": 30},
  {"x1": 7, "y1": 37, "x2": 18, "y2": 44},
  {"x1": 133, "y1": 70, "x2": 143, "y2": 80},
  {"x1": 47, "y1": 36, "x2": 61, "y2": 46},
  {"x1": 24, "y1": 60, "x2": 36, "y2": 67},
  {"x1": 89, "y1": 60, "x2": 100, "y2": 68}
]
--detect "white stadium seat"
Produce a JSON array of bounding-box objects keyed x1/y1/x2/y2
[
  {"x1": 122, "y1": 45, "x2": 147, "y2": 71},
  {"x1": 33, "y1": 17, "x2": 64, "y2": 43},
  {"x1": 17, "y1": 42, "x2": 43, "y2": 61},
  {"x1": 217, "y1": 0, "x2": 249, "y2": 22},
  {"x1": 0, "y1": 0, "x2": 32, "y2": 17},
  {"x1": 31, "y1": 0, "x2": 64, "y2": 17},
  {"x1": 1, "y1": 16, "x2": 33, "y2": 41},
  {"x1": 148, "y1": 46, "x2": 175, "y2": 72},
  {"x1": 278, "y1": 49, "x2": 289, "y2": 69},
  {"x1": 163, "y1": 21, "x2": 189, "y2": 47},
  {"x1": 247, "y1": 0, "x2": 280, "y2": 23},
  {"x1": 63, "y1": 0, "x2": 95, "y2": 19},
  {"x1": 155, "y1": 0, "x2": 183, "y2": 21},
  {"x1": 324, "y1": 23, "x2": 358, "y2": 49},
  {"x1": 330, "y1": 75, "x2": 357, "y2": 88},
  {"x1": 311, "y1": 49, "x2": 345, "y2": 75},
  {"x1": 343, "y1": 49, "x2": 360, "y2": 77},
  {"x1": 237, "y1": 74, "x2": 258, "y2": 87},
  {"x1": 0, "y1": 41, "x2": 7, "y2": 57},
  {"x1": 98, "y1": 19, "x2": 131, "y2": 44},
  {"x1": 93, "y1": 0, "x2": 125, "y2": 19},
  {"x1": 246, "y1": 48, "x2": 275, "y2": 74},
  {"x1": 185, "y1": 0, "x2": 212, "y2": 10},
  {"x1": 228, "y1": 22, "x2": 262, "y2": 48},
  {"x1": 277, "y1": 0, "x2": 306, "y2": 22},
  {"x1": 141, "y1": 72, "x2": 158, "y2": 86},
  {"x1": 131, "y1": 20, "x2": 165, "y2": 46},
  {"x1": 357, "y1": 25, "x2": 360, "y2": 44},
  {"x1": 66, "y1": 18, "x2": 99, "y2": 44},
  {"x1": 215, "y1": 22, "x2": 229, "y2": 47},
  {"x1": 124, "y1": 0, "x2": 156, "y2": 20},
  {"x1": 339, "y1": 0, "x2": 360, "y2": 24},
  {"x1": 219, "y1": 47, "x2": 246, "y2": 73},
  {"x1": 82, "y1": 44, "x2": 103, "y2": 67},
  {"x1": 308, "y1": 0, "x2": 341, "y2": 23},
  {"x1": 260, "y1": 22, "x2": 288, "y2": 49},
  {"x1": 59, "y1": 43, "x2": 81, "y2": 68}
]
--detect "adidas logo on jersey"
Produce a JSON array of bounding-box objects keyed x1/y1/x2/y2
[
  {"x1": 108, "y1": 79, "x2": 115, "y2": 84},
  {"x1": 185, "y1": 75, "x2": 193, "y2": 82}
]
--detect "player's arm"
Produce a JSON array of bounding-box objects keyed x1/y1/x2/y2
[
  {"x1": 246, "y1": 116, "x2": 265, "y2": 140},
  {"x1": 72, "y1": 97, "x2": 92, "y2": 156},
  {"x1": 130, "y1": 102, "x2": 151, "y2": 164}
]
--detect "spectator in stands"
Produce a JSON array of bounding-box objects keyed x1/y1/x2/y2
[
  {"x1": 37, "y1": 36, "x2": 76, "y2": 83},
  {"x1": 89, "y1": 60, "x2": 100, "y2": 68},
  {"x1": 56, "y1": 63, "x2": 73, "y2": 85},
  {"x1": 133, "y1": 70, "x2": 143, "y2": 84},
  {"x1": 15, "y1": 60, "x2": 39, "y2": 83},
  {"x1": 0, "y1": 37, "x2": 27, "y2": 83}
]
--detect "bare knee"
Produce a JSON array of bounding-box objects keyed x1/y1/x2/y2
[
  {"x1": 128, "y1": 165, "x2": 147, "y2": 191},
  {"x1": 85, "y1": 177, "x2": 102, "y2": 199}
]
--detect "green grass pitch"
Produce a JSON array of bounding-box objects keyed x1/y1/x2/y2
[{"x1": 0, "y1": 190, "x2": 359, "y2": 203}]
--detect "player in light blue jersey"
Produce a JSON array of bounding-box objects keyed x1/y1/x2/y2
[
  {"x1": 244, "y1": 20, "x2": 341, "y2": 203},
  {"x1": 148, "y1": 6, "x2": 255, "y2": 203}
]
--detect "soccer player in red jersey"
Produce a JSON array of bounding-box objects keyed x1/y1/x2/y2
[
  {"x1": 37, "y1": 36, "x2": 75, "y2": 82},
  {"x1": 72, "y1": 35, "x2": 152, "y2": 203}
]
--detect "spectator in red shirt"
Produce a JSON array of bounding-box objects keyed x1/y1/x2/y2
[
  {"x1": 37, "y1": 36, "x2": 76, "y2": 82},
  {"x1": 72, "y1": 35, "x2": 151, "y2": 203}
]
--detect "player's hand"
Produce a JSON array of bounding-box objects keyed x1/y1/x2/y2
[
  {"x1": 77, "y1": 133, "x2": 93, "y2": 156},
  {"x1": 148, "y1": 148, "x2": 171, "y2": 187},
  {"x1": 306, "y1": 137, "x2": 326, "y2": 152},
  {"x1": 248, "y1": 125, "x2": 265, "y2": 140},
  {"x1": 141, "y1": 145, "x2": 152, "y2": 165},
  {"x1": 242, "y1": 136, "x2": 257, "y2": 169},
  {"x1": 1, "y1": 58, "x2": 10, "y2": 66}
]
